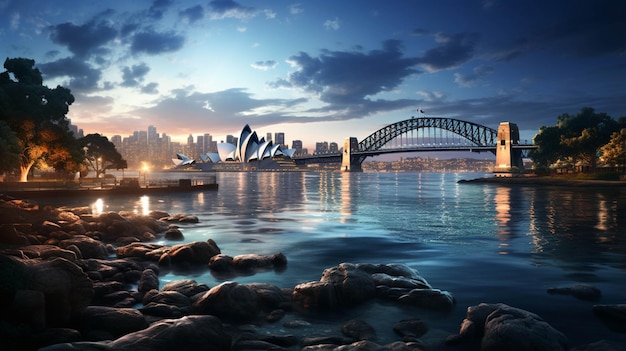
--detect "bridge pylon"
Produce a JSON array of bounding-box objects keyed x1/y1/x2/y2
[
  {"x1": 494, "y1": 122, "x2": 524, "y2": 174},
  {"x1": 341, "y1": 137, "x2": 362, "y2": 172}
]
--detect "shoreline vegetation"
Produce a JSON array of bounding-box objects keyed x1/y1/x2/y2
[{"x1": 0, "y1": 177, "x2": 625, "y2": 350}]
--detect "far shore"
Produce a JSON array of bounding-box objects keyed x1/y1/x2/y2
[{"x1": 459, "y1": 174, "x2": 626, "y2": 187}]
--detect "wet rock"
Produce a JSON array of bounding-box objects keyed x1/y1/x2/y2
[
  {"x1": 266, "y1": 309, "x2": 285, "y2": 323},
  {"x1": 393, "y1": 319, "x2": 429, "y2": 338},
  {"x1": 592, "y1": 304, "x2": 626, "y2": 333},
  {"x1": 397, "y1": 288, "x2": 456, "y2": 311},
  {"x1": 80, "y1": 306, "x2": 148, "y2": 340},
  {"x1": 292, "y1": 281, "x2": 338, "y2": 310},
  {"x1": 193, "y1": 281, "x2": 259, "y2": 322},
  {"x1": 320, "y1": 263, "x2": 376, "y2": 306},
  {"x1": 447, "y1": 303, "x2": 568, "y2": 351},
  {"x1": 248, "y1": 283, "x2": 291, "y2": 311},
  {"x1": 570, "y1": 340, "x2": 625, "y2": 351},
  {"x1": 383, "y1": 341, "x2": 428, "y2": 351},
  {"x1": 0, "y1": 223, "x2": 30, "y2": 245},
  {"x1": 160, "y1": 213, "x2": 200, "y2": 223},
  {"x1": 1, "y1": 244, "x2": 78, "y2": 261},
  {"x1": 336, "y1": 340, "x2": 382, "y2": 351},
  {"x1": 59, "y1": 235, "x2": 108, "y2": 259},
  {"x1": 209, "y1": 253, "x2": 234, "y2": 271},
  {"x1": 547, "y1": 283, "x2": 602, "y2": 301},
  {"x1": 138, "y1": 268, "x2": 159, "y2": 294},
  {"x1": 116, "y1": 242, "x2": 167, "y2": 261},
  {"x1": 341, "y1": 319, "x2": 377, "y2": 341},
  {"x1": 161, "y1": 279, "x2": 210, "y2": 297},
  {"x1": 167, "y1": 240, "x2": 221, "y2": 265},
  {"x1": 164, "y1": 226, "x2": 184, "y2": 241}
]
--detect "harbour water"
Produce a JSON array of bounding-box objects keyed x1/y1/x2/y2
[{"x1": 46, "y1": 171, "x2": 626, "y2": 347}]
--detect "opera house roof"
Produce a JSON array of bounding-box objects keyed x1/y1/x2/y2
[{"x1": 174, "y1": 124, "x2": 295, "y2": 166}]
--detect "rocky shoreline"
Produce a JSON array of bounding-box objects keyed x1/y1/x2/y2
[{"x1": 0, "y1": 195, "x2": 624, "y2": 351}]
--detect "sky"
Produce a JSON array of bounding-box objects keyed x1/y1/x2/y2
[{"x1": 1, "y1": 0, "x2": 624, "y2": 155}]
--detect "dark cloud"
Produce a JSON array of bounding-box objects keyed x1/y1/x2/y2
[
  {"x1": 542, "y1": 1, "x2": 626, "y2": 57},
  {"x1": 179, "y1": 5, "x2": 204, "y2": 24},
  {"x1": 38, "y1": 57, "x2": 102, "y2": 92},
  {"x1": 48, "y1": 15, "x2": 117, "y2": 58},
  {"x1": 279, "y1": 40, "x2": 420, "y2": 105},
  {"x1": 418, "y1": 32, "x2": 479, "y2": 72},
  {"x1": 251, "y1": 60, "x2": 277, "y2": 71},
  {"x1": 121, "y1": 63, "x2": 150, "y2": 87},
  {"x1": 148, "y1": 0, "x2": 173, "y2": 20},
  {"x1": 208, "y1": 0, "x2": 257, "y2": 19},
  {"x1": 130, "y1": 29, "x2": 185, "y2": 55}
]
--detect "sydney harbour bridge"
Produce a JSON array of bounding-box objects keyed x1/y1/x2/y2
[{"x1": 292, "y1": 117, "x2": 537, "y2": 172}]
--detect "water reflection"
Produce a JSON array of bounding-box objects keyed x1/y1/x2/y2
[
  {"x1": 340, "y1": 172, "x2": 352, "y2": 221},
  {"x1": 91, "y1": 198, "x2": 104, "y2": 215}
]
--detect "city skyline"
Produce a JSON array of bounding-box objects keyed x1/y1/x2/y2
[{"x1": 1, "y1": 0, "x2": 624, "y2": 152}]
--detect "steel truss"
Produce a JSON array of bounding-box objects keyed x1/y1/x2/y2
[{"x1": 358, "y1": 117, "x2": 498, "y2": 152}]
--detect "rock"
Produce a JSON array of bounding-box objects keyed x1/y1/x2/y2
[
  {"x1": 10, "y1": 256, "x2": 94, "y2": 327},
  {"x1": 319, "y1": 263, "x2": 376, "y2": 306},
  {"x1": 116, "y1": 242, "x2": 167, "y2": 261},
  {"x1": 570, "y1": 340, "x2": 625, "y2": 351},
  {"x1": 193, "y1": 281, "x2": 259, "y2": 322},
  {"x1": 108, "y1": 315, "x2": 230, "y2": 351},
  {"x1": 547, "y1": 283, "x2": 602, "y2": 301},
  {"x1": 1, "y1": 244, "x2": 77, "y2": 261},
  {"x1": 336, "y1": 340, "x2": 382, "y2": 351},
  {"x1": 448, "y1": 303, "x2": 568, "y2": 351},
  {"x1": 80, "y1": 306, "x2": 149, "y2": 340},
  {"x1": 292, "y1": 281, "x2": 338, "y2": 310},
  {"x1": 397, "y1": 288, "x2": 456, "y2": 311},
  {"x1": 167, "y1": 240, "x2": 221, "y2": 265},
  {"x1": 138, "y1": 269, "x2": 159, "y2": 294},
  {"x1": 209, "y1": 254, "x2": 234, "y2": 271},
  {"x1": 0, "y1": 224, "x2": 30, "y2": 245},
  {"x1": 592, "y1": 304, "x2": 626, "y2": 333},
  {"x1": 161, "y1": 279, "x2": 210, "y2": 297},
  {"x1": 164, "y1": 227, "x2": 184, "y2": 241},
  {"x1": 248, "y1": 283, "x2": 291, "y2": 311},
  {"x1": 393, "y1": 319, "x2": 429, "y2": 338},
  {"x1": 341, "y1": 319, "x2": 377, "y2": 341},
  {"x1": 59, "y1": 235, "x2": 108, "y2": 259}
]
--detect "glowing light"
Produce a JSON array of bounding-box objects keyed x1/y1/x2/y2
[{"x1": 92, "y1": 198, "x2": 104, "y2": 215}]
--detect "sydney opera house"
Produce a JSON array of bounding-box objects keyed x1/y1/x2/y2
[{"x1": 173, "y1": 125, "x2": 297, "y2": 171}]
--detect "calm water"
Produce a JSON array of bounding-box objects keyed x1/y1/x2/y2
[{"x1": 48, "y1": 171, "x2": 626, "y2": 347}]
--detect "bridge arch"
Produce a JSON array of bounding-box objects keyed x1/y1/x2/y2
[{"x1": 358, "y1": 117, "x2": 498, "y2": 152}]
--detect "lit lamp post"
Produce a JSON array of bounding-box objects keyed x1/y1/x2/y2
[{"x1": 141, "y1": 164, "x2": 150, "y2": 188}]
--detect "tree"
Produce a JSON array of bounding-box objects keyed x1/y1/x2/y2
[
  {"x1": 79, "y1": 133, "x2": 127, "y2": 178},
  {"x1": 599, "y1": 130, "x2": 626, "y2": 166},
  {"x1": 0, "y1": 58, "x2": 77, "y2": 181},
  {"x1": 0, "y1": 120, "x2": 20, "y2": 173},
  {"x1": 531, "y1": 107, "x2": 619, "y2": 172}
]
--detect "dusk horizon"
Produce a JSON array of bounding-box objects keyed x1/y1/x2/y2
[{"x1": 2, "y1": 0, "x2": 624, "y2": 152}]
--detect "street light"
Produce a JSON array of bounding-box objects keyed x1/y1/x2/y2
[{"x1": 141, "y1": 164, "x2": 150, "y2": 188}]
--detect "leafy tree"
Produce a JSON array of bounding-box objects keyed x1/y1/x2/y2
[
  {"x1": 79, "y1": 133, "x2": 127, "y2": 178},
  {"x1": 599, "y1": 130, "x2": 626, "y2": 166},
  {"x1": 0, "y1": 120, "x2": 20, "y2": 173},
  {"x1": 531, "y1": 107, "x2": 619, "y2": 171},
  {"x1": 0, "y1": 57, "x2": 77, "y2": 181}
]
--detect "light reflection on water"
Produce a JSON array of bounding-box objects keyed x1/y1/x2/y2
[{"x1": 49, "y1": 171, "x2": 626, "y2": 347}]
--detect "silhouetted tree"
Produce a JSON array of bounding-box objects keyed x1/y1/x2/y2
[
  {"x1": 531, "y1": 107, "x2": 619, "y2": 172},
  {"x1": 0, "y1": 120, "x2": 19, "y2": 173},
  {"x1": 79, "y1": 133, "x2": 127, "y2": 178},
  {"x1": 0, "y1": 57, "x2": 78, "y2": 181}
]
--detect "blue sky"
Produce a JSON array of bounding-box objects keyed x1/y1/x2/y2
[{"x1": 1, "y1": 0, "x2": 624, "y2": 152}]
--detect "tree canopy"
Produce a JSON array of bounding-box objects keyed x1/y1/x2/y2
[
  {"x1": 0, "y1": 57, "x2": 79, "y2": 181},
  {"x1": 79, "y1": 133, "x2": 127, "y2": 178},
  {"x1": 531, "y1": 107, "x2": 620, "y2": 171}
]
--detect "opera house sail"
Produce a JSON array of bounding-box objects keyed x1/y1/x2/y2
[{"x1": 173, "y1": 124, "x2": 297, "y2": 171}]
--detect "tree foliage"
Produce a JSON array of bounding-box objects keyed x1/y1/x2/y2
[
  {"x1": 0, "y1": 120, "x2": 20, "y2": 173},
  {"x1": 0, "y1": 57, "x2": 79, "y2": 181},
  {"x1": 79, "y1": 133, "x2": 127, "y2": 178},
  {"x1": 531, "y1": 107, "x2": 619, "y2": 171}
]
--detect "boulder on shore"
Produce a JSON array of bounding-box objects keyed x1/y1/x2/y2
[{"x1": 447, "y1": 303, "x2": 568, "y2": 351}]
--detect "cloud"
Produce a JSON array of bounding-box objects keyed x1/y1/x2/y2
[
  {"x1": 454, "y1": 65, "x2": 494, "y2": 87},
  {"x1": 179, "y1": 5, "x2": 204, "y2": 24},
  {"x1": 148, "y1": 0, "x2": 173, "y2": 20},
  {"x1": 208, "y1": 0, "x2": 257, "y2": 20},
  {"x1": 130, "y1": 29, "x2": 185, "y2": 55},
  {"x1": 278, "y1": 40, "x2": 421, "y2": 105},
  {"x1": 251, "y1": 60, "x2": 277, "y2": 71},
  {"x1": 38, "y1": 57, "x2": 102, "y2": 92},
  {"x1": 324, "y1": 17, "x2": 340, "y2": 31},
  {"x1": 48, "y1": 14, "x2": 117, "y2": 58},
  {"x1": 419, "y1": 32, "x2": 479, "y2": 72},
  {"x1": 290, "y1": 4, "x2": 304, "y2": 15},
  {"x1": 121, "y1": 63, "x2": 150, "y2": 87},
  {"x1": 141, "y1": 82, "x2": 159, "y2": 95}
]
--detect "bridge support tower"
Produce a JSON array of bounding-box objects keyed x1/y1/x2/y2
[
  {"x1": 494, "y1": 122, "x2": 523, "y2": 174},
  {"x1": 341, "y1": 137, "x2": 362, "y2": 172}
]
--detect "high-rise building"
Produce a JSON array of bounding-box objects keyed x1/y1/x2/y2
[
  {"x1": 292, "y1": 140, "x2": 303, "y2": 155},
  {"x1": 274, "y1": 132, "x2": 285, "y2": 148},
  {"x1": 329, "y1": 142, "x2": 339, "y2": 152},
  {"x1": 266, "y1": 133, "x2": 272, "y2": 143}
]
